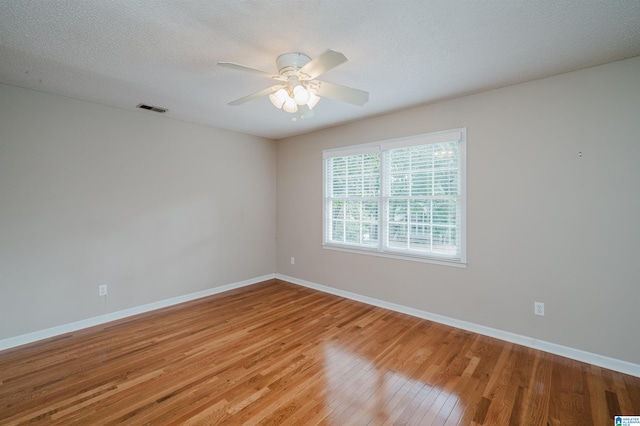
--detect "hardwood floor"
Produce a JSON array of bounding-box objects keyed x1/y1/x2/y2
[{"x1": 1, "y1": 279, "x2": 639, "y2": 425}]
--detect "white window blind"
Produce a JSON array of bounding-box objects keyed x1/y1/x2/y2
[
  {"x1": 324, "y1": 152, "x2": 380, "y2": 248},
  {"x1": 323, "y1": 128, "x2": 466, "y2": 266}
]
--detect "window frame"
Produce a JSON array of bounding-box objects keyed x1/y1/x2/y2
[{"x1": 323, "y1": 128, "x2": 467, "y2": 267}]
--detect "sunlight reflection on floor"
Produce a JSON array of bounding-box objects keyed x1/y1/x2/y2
[{"x1": 322, "y1": 341, "x2": 463, "y2": 424}]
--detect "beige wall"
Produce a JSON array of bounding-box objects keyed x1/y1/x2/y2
[
  {"x1": 2, "y1": 57, "x2": 639, "y2": 366},
  {"x1": 276, "y1": 57, "x2": 640, "y2": 364},
  {"x1": 0, "y1": 84, "x2": 277, "y2": 339}
]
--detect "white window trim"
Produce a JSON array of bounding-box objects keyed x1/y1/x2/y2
[{"x1": 322, "y1": 128, "x2": 467, "y2": 268}]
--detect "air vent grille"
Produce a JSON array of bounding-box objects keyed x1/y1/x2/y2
[{"x1": 136, "y1": 104, "x2": 168, "y2": 113}]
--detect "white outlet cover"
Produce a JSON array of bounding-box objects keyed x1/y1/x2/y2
[{"x1": 534, "y1": 302, "x2": 544, "y2": 316}]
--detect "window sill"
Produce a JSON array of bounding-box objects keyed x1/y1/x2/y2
[{"x1": 322, "y1": 244, "x2": 467, "y2": 268}]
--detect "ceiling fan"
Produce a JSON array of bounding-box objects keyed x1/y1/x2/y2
[{"x1": 218, "y1": 49, "x2": 369, "y2": 118}]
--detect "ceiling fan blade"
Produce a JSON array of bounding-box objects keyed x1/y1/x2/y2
[
  {"x1": 299, "y1": 49, "x2": 348, "y2": 79},
  {"x1": 314, "y1": 81, "x2": 369, "y2": 106},
  {"x1": 218, "y1": 62, "x2": 283, "y2": 80},
  {"x1": 228, "y1": 85, "x2": 282, "y2": 106}
]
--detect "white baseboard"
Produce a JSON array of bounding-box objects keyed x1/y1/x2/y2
[
  {"x1": 0, "y1": 274, "x2": 276, "y2": 351},
  {"x1": 276, "y1": 273, "x2": 640, "y2": 378},
  {"x1": 4, "y1": 272, "x2": 638, "y2": 378}
]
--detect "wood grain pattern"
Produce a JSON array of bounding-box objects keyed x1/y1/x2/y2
[{"x1": 1, "y1": 279, "x2": 639, "y2": 425}]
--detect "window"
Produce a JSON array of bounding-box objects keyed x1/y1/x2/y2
[{"x1": 323, "y1": 128, "x2": 466, "y2": 266}]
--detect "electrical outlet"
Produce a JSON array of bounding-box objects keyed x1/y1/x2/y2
[
  {"x1": 534, "y1": 302, "x2": 544, "y2": 316},
  {"x1": 290, "y1": 257, "x2": 295, "y2": 265},
  {"x1": 99, "y1": 284, "x2": 108, "y2": 296}
]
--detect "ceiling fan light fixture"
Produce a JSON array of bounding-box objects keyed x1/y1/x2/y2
[
  {"x1": 269, "y1": 88, "x2": 289, "y2": 109},
  {"x1": 293, "y1": 85, "x2": 310, "y2": 105},
  {"x1": 306, "y1": 91, "x2": 320, "y2": 109},
  {"x1": 282, "y1": 97, "x2": 298, "y2": 113}
]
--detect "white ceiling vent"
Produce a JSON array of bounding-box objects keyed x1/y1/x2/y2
[{"x1": 136, "y1": 104, "x2": 168, "y2": 113}]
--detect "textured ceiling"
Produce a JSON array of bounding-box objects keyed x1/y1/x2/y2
[{"x1": 1, "y1": 0, "x2": 639, "y2": 139}]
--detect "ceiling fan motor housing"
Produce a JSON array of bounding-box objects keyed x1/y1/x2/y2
[{"x1": 276, "y1": 52, "x2": 311, "y2": 77}]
